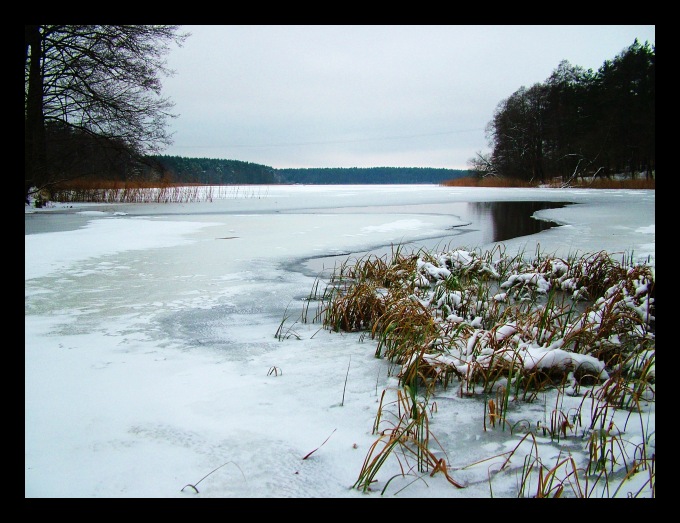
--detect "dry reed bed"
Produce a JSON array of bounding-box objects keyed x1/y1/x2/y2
[
  {"x1": 49, "y1": 182, "x2": 269, "y2": 203},
  {"x1": 440, "y1": 176, "x2": 655, "y2": 189},
  {"x1": 295, "y1": 245, "x2": 655, "y2": 497}
]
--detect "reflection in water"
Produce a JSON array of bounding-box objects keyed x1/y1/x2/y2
[
  {"x1": 300, "y1": 201, "x2": 571, "y2": 276},
  {"x1": 469, "y1": 201, "x2": 569, "y2": 244}
]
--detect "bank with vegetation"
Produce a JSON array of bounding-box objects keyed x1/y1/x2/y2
[{"x1": 287, "y1": 243, "x2": 655, "y2": 496}]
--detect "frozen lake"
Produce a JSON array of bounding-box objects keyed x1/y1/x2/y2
[
  {"x1": 25, "y1": 185, "x2": 569, "y2": 276},
  {"x1": 25, "y1": 184, "x2": 654, "y2": 360},
  {"x1": 25, "y1": 185, "x2": 655, "y2": 497}
]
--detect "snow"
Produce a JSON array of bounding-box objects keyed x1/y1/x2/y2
[{"x1": 25, "y1": 184, "x2": 655, "y2": 498}]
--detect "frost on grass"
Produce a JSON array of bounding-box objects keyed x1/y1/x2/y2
[{"x1": 307, "y1": 245, "x2": 655, "y2": 497}]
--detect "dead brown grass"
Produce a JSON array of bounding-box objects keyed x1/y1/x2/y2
[
  {"x1": 440, "y1": 176, "x2": 535, "y2": 188},
  {"x1": 297, "y1": 241, "x2": 655, "y2": 496},
  {"x1": 440, "y1": 176, "x2": 655, "y2": 190},
  {"x1": 570, "y1": 178, "x2": 656, "y2": 189}
]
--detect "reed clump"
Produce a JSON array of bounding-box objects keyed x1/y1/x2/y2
[{"x1": 294, "y1": 243, "x2": 655, "y2": 496}]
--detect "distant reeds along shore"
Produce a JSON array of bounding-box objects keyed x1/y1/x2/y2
[
  {"x1": 48, "y1": 179, "x2": 269, "y2": 204},
  {"x1": 440, "y1": 175, "x2": 655, "y2": 190},
  {"x1": 42, "y1": 173, "x2": 655, "y2": 205}
]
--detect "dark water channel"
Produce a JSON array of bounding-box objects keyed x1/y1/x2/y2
[
  {"x1": 299, "y1": 200, "x2": 570, "y2": 276},
  {"x1": 25, "y1": 210, "x2": 101, "y2": 235},
  {"x1": 469, "y1": 200, "x2": 569, "y2": 243}
]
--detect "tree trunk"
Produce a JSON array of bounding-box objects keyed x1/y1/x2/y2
[{"x1": 25, "y1": 25, "x2": 46, "y2": 203}]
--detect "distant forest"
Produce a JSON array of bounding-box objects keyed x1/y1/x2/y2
[
  {"x1": 144, "y1": 155, "x2": 279, "y2": 184},
  {"x1": 143, "y1": 156, "x2": 468, "y2": 185},
  {"x1": 275, "y1": 166, "x2": 467, "y2": 184}
]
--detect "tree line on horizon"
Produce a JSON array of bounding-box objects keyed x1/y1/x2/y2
[
  {"x1": 141, "y1": 156, "x2": 468, "y2": 185},
  {"x1": 274, "y1": 166, "x2": 467, "y2": 184},
  {"x1": 25, "y1": 26, "x2": 654, "y2": 203}
]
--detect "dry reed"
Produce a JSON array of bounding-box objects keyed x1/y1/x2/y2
[{"x1": 295, "y1": 242, "x2": 655, "y2": 496}]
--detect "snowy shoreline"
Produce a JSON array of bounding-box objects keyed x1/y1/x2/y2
[{"x1": 25, "y1": 185, "x2": 654, "y2": 497}]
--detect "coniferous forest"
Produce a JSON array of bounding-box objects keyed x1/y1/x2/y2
[{"x1": 143, "y1": 158, "x2": 468, "y2": 185}]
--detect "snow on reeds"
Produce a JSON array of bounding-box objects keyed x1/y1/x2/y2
[{"x1": 292, "y1": 243, "x2": 655, "y2": 497}]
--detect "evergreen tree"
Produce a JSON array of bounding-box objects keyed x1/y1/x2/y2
[{"x1": 481, "y1": 40, "x2": 654, "y2": 183}]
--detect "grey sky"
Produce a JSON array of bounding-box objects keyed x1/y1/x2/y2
[{"x1": 161, "y1": 25, "x2": 655, "y2": 170}]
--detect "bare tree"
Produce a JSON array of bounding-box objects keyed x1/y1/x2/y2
[
  {"x1": 467, "y1": 151, "x2": 497, "y2": 179},
  {"x1": 487, "y1": 83, "x2": 550, "y2": 184},
  {"x1": 24, "y1": 25, "x2": 189, "y2": 202}
]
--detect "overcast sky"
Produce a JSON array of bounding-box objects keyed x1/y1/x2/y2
[{"x1": 160, "y1": 25, "x2": 655, "y2": 170}]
